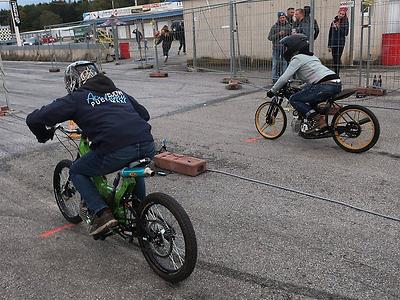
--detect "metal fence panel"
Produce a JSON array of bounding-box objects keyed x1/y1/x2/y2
[{"x1": 183, "y1": 0, "x2": 400, "y2": 92}]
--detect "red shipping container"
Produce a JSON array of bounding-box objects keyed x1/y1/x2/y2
[
  {"x1": 119, "y1": 42, "x2": 130, "y2": 59},
  {"x1": 381, "y1": 33, "x2": 400, "y2": 65}
]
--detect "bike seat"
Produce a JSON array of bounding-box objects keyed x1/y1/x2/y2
[
  {"x1": 331, "y1": 88, "x2": 357, "y2": 101},
  {"x1": 128, "y1": 157, "x2": 152, "y2": 168}
]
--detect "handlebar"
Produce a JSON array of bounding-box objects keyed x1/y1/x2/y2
[{"x1": 54, "y1": 124, "x2": 83, "y2": 135}]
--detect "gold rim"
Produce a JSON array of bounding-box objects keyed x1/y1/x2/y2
[
  {"x1": 255, "y1": 102, "x2": 285, "y2": 139},
  {"x1": 333, "y1": 108, "x2": 376, "y2": 150}
]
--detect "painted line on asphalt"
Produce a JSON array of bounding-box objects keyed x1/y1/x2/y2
[
  {"x1": 39, "y1": 223, "x2": 76, "y2": 238},
  {"x1": 244, "y1": 136, "x2": 263, "y2": 143}
]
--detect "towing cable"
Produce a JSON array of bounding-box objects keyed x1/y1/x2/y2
[{"x1": 207, "y1": 168, "x2": 400, "y2": 223}]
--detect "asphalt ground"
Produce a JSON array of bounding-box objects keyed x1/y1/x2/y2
[{"x1": 0, "y1": 60, "x2": 399, "y2": 300}]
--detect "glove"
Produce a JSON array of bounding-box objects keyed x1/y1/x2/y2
[
  {"x1": 37, "y1": 127, "x2": 55, "y2": 143},
  {"x1": 266, "y1": 90, "x2": 275, "y2": 98}
]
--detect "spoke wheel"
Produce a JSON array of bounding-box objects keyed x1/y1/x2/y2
[
  {"x1": 137, "y1": 193, "x2": 197, "y2": 283},
  {"x1": 53, "y1": 160, "x2": 82, "y2": 224},
  {"x1": 255, "y1": 101, "x2": 287, "y2": 139},
  {"x1": 332, "y1": 105, "x2": 380, "y2": 153}
]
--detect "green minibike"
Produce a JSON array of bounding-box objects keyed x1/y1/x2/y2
[{"x1": 52, "y1": 125, "x2": 197, "y2": 283}]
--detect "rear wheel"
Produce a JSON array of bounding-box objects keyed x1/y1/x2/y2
[
  {"x1": 255, "y1": 101, "x2": 287, "y2": 139},
  {"x1": 332, "y1": 105, "x2": 380, "y2": 153},
  {"x1": 53, "y1": 159, "x2": 82, "y2": 224},
  {"x1": 137, "y1": 193, "x2": 197, "y2": 283}
]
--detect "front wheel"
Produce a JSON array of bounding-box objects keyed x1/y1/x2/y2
[
  {"x1": 137, "y1": 193, "x2": 197, "y2": 283},
  {"x1": 53, "y1": 159, "x2": 82, "y2": 224},
  {"x1": 255, "y1": 101, "x2": 287, "y2": 139},
  {"x1": 331, "y1": 105, "x2": 380, "y2": 153}
]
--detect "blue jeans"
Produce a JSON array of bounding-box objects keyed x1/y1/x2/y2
[
  {"x1": 69, "y1": 141, "x2": 155, "y2": 215},
  {"x1": 289, "y1": 83, "x2": 342, "y2": 117},
  {"x1": 272, "y1": 47, "x2": 287, "y2": 82}
]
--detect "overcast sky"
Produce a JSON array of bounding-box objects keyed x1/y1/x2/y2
[{"x1": 0, "y1": 0, "x2": 53, "y2": 10}]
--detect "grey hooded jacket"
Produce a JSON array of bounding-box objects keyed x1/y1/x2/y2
[{"x1": 271, "y1": 54, "x2": 336, "y2": 93}]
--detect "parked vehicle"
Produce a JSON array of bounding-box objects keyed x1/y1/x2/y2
[
  {"x1": 73, "y1": 26, "x2": 93, "y2": 43},
  {"x1": 0, "y1": 39, "x2": 17, "y2": 46},
  {"x1": 40, "y1": 35, "x2": 57, "y2": 44},
  {"x1": 23, "y1": 37, "x2": 40, "y2": 46}
]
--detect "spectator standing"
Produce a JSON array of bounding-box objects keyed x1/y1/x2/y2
[
  {"x1": 293, "y1": 8, "x2": 319, "y2": 41},
  {"x1": 286, "y1": 7, "x2": 295, "y2": 27},
  {"x1": 132, "y1": 27, "x2": 144, "y2": 49},
  {"x1": 156, "y1": 25, "x2": 174, "y2": 63},
  {"x1": 268, "y1": 12, "x2": 292, "y2": 83},
  {"x1": 328, "y1": 7, "x2": 349, "y2": 75},
  {"x1": 304, "y1": 6, "x2": 319, "y2": 40},
  {"x1": 176, "y1": 22, "x2": 186, "y2": 55}
]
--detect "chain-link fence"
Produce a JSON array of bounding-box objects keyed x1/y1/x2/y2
[
  {"x1": 6, "y1": 16, "x2": 183, "y2": 71},
  {"x1": 183, "y1": 0, "x2": 400, "y2": 92},
  {"x1": 2, "y1": 0, "x2": 399, "y2": 93}
]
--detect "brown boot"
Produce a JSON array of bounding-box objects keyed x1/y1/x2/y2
[
  {"x1": 89, "y1": 208, "x2": 118, "y2": 236},
  {"x1": 305, "y1": 113, "x2": 326, "y2": 133}
]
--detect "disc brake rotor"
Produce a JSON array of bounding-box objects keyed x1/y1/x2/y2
[{"x1": 146, "y1": 220, "x2": 175, "y2": 258}]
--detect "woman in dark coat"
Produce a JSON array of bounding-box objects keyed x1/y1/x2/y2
[
  {"x1": 328, "y1": 7, "x2": 349, "y2": 75},
  {"x1": 156, "y1": 25, "x2": 174, "y2": 63}
]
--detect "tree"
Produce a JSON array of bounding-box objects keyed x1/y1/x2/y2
[
  {"x1": 6, "y1": 0, "x2": 161, "y2": 32},
  {"x1": 20, "y1": 5, "x2": 42, "y2": 31},
  {"x1": 39, "y1": 10, "x2": 62, "y2": 27},
  {"x1": 0, "y1": 9, "x2": 10, "y2": 27}
]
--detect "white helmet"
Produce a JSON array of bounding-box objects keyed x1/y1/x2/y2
[{"x1": 64, "y1": 61, "x2": 99, "y2": 93}]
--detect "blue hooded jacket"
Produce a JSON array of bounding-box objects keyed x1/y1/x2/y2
[{"x1": 26, "y1": 74, "x2": 153, "y2": 154}]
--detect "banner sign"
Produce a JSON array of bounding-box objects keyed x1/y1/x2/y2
[
  {"x1": 362, "y1": 0, "x2": 374, "y2": 7},
  {"x1": 340, "y1": 1, "x2": 355, "y2": 8},
  {"x1": 82, "y1": 2, "x2": 182, "y2": 21},
  {"x1": 10, "y1": 0, "x2": 21, "y2": 26}
]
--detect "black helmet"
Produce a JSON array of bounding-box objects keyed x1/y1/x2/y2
[
  {"x1": 280, "y1": 34, "x2": 309, "y2": 62},
  {"x1": 64, "y1": 61, "x2": 99, "y2": 93}
]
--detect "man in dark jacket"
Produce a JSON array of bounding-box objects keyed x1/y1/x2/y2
[
  {"x1": 26, "y1": 61, "x2": 155, "y2": 236},
  {"x1": 293, "y1": 8, "x2": 319, "y2": 41},
  {"x1": 175, "y1": 22, "x2": 186, "y2": 55},
  {"x1": 268, "y1": 12, "x2": 292, "y2": 83},
  {"x1": 304, "y1": 6, "x2": 319, "y2": 40},
  {"x1": 286, "y1": 7, "x2": 295, "y2": 27},
  {"x1": 132, "y1": 27, "x2": 144, "y2": 49}
]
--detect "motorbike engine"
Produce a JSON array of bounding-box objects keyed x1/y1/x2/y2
[{"x1": 291, "y1": 113, "x2": 302, "y2": 133}]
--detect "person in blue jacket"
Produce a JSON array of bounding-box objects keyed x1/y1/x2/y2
[
  {"x1": 26, "y1": 61, "x2": 155, "y2": 236},
  {"x1": 328, "y1": 7, "x2": 349, "y2": 75}
]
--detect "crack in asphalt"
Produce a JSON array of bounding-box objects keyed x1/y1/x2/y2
[
  {"x1": 196, "y1": 260, "x2": 357, "y2": 300},
  {"x1": 372, "y1": 150, "x2": 400, "y2": 160}
]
